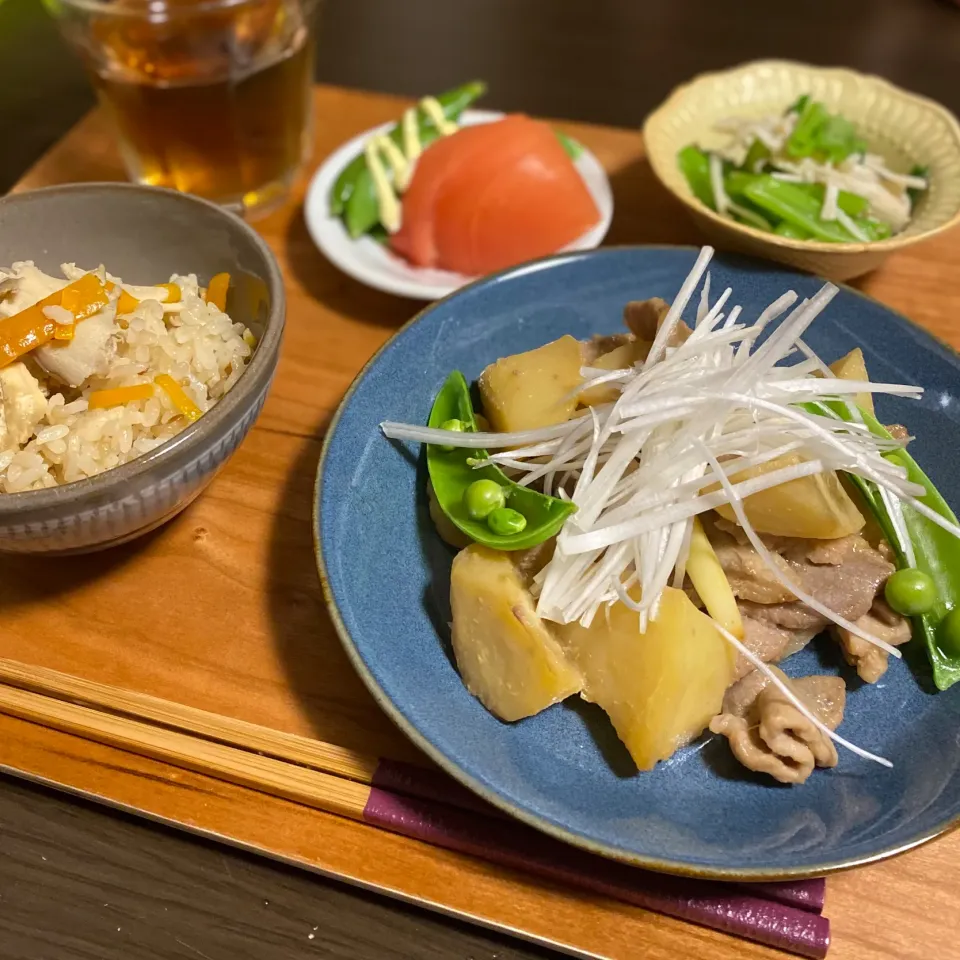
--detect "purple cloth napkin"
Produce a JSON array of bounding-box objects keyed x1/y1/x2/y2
[{"x1": 368, "y1": 759, "x2": 829, "y2": 958}]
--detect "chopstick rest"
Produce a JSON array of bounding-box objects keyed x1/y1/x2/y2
[
  {"x1": 364, "y1": 778, "x2": 829, "y2": 959},
  {"x1": 372, "y1": 757, "x2": 825, "y2": 914}
]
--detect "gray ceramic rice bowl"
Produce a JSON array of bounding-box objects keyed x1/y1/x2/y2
[{"x1": 0, "y1": 183, "x2": 284, "y2": 554}]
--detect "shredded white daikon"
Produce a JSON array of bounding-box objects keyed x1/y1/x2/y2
[
  {"x1": 835, "y1": 208, "x2": 870, "y2": 242},
  {"x1": 380, "y1": 245, "x2": 947, "y2": 769},
  {"x1": 707, "y1": 107, "x2": 924, "y2": 234},
  {"x1": 820, "y1": 183, "x2": 840, "y2": 222},
  {"x1": 709, "y1": 152, "x2": 730, "y2": 216}
]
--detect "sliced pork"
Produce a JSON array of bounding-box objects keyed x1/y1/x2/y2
[
  {"x1": 833, "y1": 597, "x2": 911, "y2": 683},
  {"x1": 707, "y1": 516, "x2": 896, "y2": 679},
  {"x1": 710, "y1": 667, "x2": 846, "y2": 784}
]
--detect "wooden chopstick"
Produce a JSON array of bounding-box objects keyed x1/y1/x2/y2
[
  {"x1": 0, "y1": 679, "x2": 373, "y2": 819},
  {"x1": 0, "y1": 657, "x2": 381, "y2": 783}
]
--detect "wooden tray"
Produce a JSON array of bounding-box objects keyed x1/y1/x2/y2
[{"x1": 3, "y1": 84, "x2": 960, "y2": 960}]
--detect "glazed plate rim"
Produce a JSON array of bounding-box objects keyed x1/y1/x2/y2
[{"x1": 314, "y1": 244, "x2": 960, "y2": 880}]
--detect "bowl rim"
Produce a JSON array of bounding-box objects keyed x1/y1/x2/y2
[
  {"x1": 642, "y1": 58, "x2": 960, "y2": 256},
  {"x1": 313, "y1": 242, "x2": 960, "y2": 880},
  {"x1": 0, "y1": 182, "x2": 286, "y2": 515}
]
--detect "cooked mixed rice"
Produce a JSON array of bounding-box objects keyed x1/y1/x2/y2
[{"x1": 0, "y1": 261, "x2": 255, "y2": 492}]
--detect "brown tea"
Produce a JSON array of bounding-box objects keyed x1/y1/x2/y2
[{"x1": 81, "y1": 3, "x2": 314, "y2": 216}]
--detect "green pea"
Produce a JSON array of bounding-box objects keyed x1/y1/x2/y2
[
  {"x1": 438, "y1": 418, "x2": 464, "y2": 452},
  {"x1": 464, "y1": 479, "x2": 506, "y2": 520},
  {"x1": 487, "y1": 507, "x2": 527, "y2": 536},
  {"x1": 884, "y1": 568, "x2": 937, "y2": 616},
  {"x1": 938, "y1": 608, "x2": 960, "y2": 657}
]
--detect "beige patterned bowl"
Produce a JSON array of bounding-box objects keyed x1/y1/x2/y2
[{"x1": 643, "y1": 60, "x2": 960, "y2": 281}]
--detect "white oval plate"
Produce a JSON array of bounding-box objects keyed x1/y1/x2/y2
[{"x1": 304, "y1": 109, "x2": 614, "y2": 301}]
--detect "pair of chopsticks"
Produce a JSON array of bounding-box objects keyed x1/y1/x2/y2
[
  {"x1": 0, "y1": 658, "x2": 830, "y2": 958},
  {"x1": 0, "y1": 657, "x2": 377, "y2": 816}
]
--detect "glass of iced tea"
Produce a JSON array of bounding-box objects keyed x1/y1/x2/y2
[{"x1": 46, "y1": 0, "x2": 318, "y2": 218}]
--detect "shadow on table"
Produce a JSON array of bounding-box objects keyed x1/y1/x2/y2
[
  {"x1": 265, "y1": 417, "x2": 425, "y2": 762},
  {"x1": 0, "y1": 524, "x2": 166, "y2": 611},
  {"x1": 604, "y1": 156, "x2": 703, "y2": 249},
  {"x1": 284, "y1": 204, "x2": 422, "y2": 330}
]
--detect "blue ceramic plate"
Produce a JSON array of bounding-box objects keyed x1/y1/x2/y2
[{"x1": 315, "y1": 246, "x2": 960, "y2": 879}]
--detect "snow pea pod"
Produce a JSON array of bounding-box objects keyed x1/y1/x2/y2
[
  {"x1": 677, "y1": 145, "x2": 715, "y2": 209},
  {"x1": 822, "y1": 184, "x2": 869, "y2": 218},
  {"x1": 806, "y1": 400, "x2": 960, "y2": 690},
  {"x1": 555, "y1": 131, "x2": 584, "y2": 161},
  {"x1": 332, "y1": 80, "x2": 486, "y2": 227},
  {"x1": 739, "y1": 176, "x2": 880, "y2": 243},
  {"x1": 743, "y1": 138, "x2": 771, "y2": 172},
  {"x1": 426, "y1": 371, "x2": 576, "y2": 551},
  {"x1": 773, "y1": 221, "x2": 811, "y2": 240},
  {"x1": 726, "y1": 171, "x2": 871, "y2": 217},
  {"x1": 743, "y1": 177, "x2": 850, "y2": 241}
]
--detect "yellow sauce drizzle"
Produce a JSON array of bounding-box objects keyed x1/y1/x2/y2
[
  {"x1": 365, "y1": 96, "x2": 461, "y2": 234},
  {"x1": 419, "y1": 96, "x2": 457, "y2": 136},
  {"x1": 365, "y1": 138, "x2": 404, "y2": 234},
  {"x1": 402, "y1": 107, "x2": 422, "y2": 164}
]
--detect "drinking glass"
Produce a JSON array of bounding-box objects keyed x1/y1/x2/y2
[{"x1": 46, "y1": 0, "x2": 319, "y2": 218}]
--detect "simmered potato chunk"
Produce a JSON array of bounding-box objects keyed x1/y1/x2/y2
[
  {"x1": 710, "y1": 453, "x2": 865, "y2": 539},
  {"x1": 479, "y1": 335, "x2": 584, "y2": 432},
  {"x1": 579, "y1": 341, "x2": 649, "y2": 407},
  {"x1": 829, "y1": 347, "x2": 874, "y2": 415},
  {"x1": 559, "y1": 587, "x2": 735, "y2": 770},
  {"x1": 450, "y1": 545, "x2": 582, "y2": 722}
]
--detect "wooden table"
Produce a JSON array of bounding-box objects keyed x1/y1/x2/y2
[
  {"x1": 4, "y1": 84, "x2": 960, "y2": 960},
  {"x1": 0, "y1": 771, "x2": 553, "y2": 960}
]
